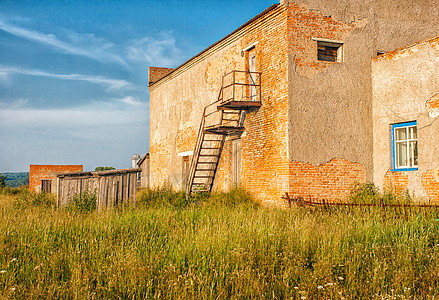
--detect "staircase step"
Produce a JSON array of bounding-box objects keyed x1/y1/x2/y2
[
  {"x1": 191, "y1": 189, "x2": 210, "y2": 192},
  {"x1": 196, "y1": 168, "x2": 215, "y2": 171},
  {"x1": 194, "y1": 176, "x2": 214, "y2": 178},
  {"x1": 217, "y1": 101, "x2": 262, "y2": 110},
  {"x1": 197, "y1": 162, "x2": 216, "y2": 164},
  {"x1": 203, "y1": 130, "x2": 228, "y2": 135},
  {"x1": 204, "y1": 126, "x2": 244, "y2": 134},
  {"x1": 200, "y1": 147, "x2": 221, "y2": 150},
  {"x1": 199, "y1": 154, "x2": 219, "y2": 157}
]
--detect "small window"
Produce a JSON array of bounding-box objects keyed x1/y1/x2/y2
[
  {"x1": 317, "y1": 41, "x2": 343, "y2": 62},
  {"x1": 41, "y1": 180, "x2": 52, "y2": 193},
  {"x1": 392, "y1": 121, "x2": 418, "y2": 171}
]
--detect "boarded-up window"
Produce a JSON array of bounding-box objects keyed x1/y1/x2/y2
[
  {"x1": 41, "y1": 180, "x2": 52, "y2": 193},
  {"x1": 317, "y1": 41, "x2": 342, "y2": 62}
]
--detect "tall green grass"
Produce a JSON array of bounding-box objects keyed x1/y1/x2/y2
[{"x1": 0, "y1": 187, "x2": 438, "y2": 299}]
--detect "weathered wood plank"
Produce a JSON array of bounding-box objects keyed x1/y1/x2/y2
[{"x1": 55, "y1": 169, "x2": 139, "y2": 209}]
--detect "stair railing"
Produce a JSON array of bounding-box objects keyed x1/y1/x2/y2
[
  {"x1": 186, "y1": 70, "x2": 261, "y2": 197},
  {"x1": 186, "y1": 86, "x2": 224, "y2": 196}
]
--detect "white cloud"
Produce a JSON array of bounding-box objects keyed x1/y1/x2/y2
[
  {"x1": 0, "y1": 98, "x2": 28, "y2": 109},
  {"x1": 0, "y1": 66, "x2": 133, "y2": 91},
  {"x1": 127, "y1": 32, "x2": 183, "y2": 67},
  {"x1": 0, "y1": 18, "x2": 126, "y2": 66},
  {"x1": 0, "y1": 100, "x2": 147, "y2": 129},
  {"x1": 117, "y1": 96, "x2": 147, "y2": 107}
]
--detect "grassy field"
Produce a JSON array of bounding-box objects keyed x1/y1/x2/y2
[{"x1": 1, "y1": 187, "x2": 439, "y2": 299}]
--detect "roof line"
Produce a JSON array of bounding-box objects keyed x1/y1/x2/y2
[
  {"x1": 374, "y1": 34, "x2": 439, "y2": 60},
  {"x1": 149, "y1": 3, "x2": 280, "y2": 87},
  {"x1": 56, "y1": 168, "x2": 141, "y2": 178}
]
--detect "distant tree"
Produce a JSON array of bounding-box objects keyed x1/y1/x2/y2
[
  {"x1": 0, "y1": 173, "x2": 6, "y2": 188},
  {"x1": 94, "y1": 166, "x2": 116, "y2": 171}
]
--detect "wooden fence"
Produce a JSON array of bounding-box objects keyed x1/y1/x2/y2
[
  {"x1": 56, "y1": 168, "x2": 141, "y2": 209},
  {"x1": 282, "y1": 193, "x2": 439, "y2": 217}
]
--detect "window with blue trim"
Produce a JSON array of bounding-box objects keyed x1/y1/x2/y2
[{"x1": 392, "y1": 121, "x2": 418, "y2": 171}]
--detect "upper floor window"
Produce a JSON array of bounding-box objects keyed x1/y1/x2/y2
[
  {"x1": 316, "y1": 40, "x2": 343, "y2": 62},
  {"x1": 392, "y1": 121, "x2": 418, "y2": 171}
]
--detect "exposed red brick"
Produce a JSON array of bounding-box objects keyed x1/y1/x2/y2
[
  {"x1": 383, "y1": 170, "x2": 409, "y2": 193},
  {"x1": 288, "y1": 158, "x2": 366, "y2": 202},
  {"x1": 148, "y1": 67, "x2": 175, "y2": 85},
  {"x1": 29, "y1": 165, "x2": 83, "y2": 193},
  {"x1": 422, "y1": 169, "x2": 439, "y2": 203}
]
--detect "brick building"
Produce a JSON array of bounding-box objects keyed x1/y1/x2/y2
[
  {"x1": 29, "y1": 165, "x2": 83, "y2": 194},
  {"x1": 148, "y1": 0, "x2": 439, "y2": 205}
]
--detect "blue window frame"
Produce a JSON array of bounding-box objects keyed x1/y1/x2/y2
[{"x1": 391, "y1": 121, "x2": 418, "y2": 171}]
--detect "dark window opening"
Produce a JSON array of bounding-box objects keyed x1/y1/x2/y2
[
  {"x1": 41, "y1": 180, "x2": 52, "y2": 193},
  {"x1": 317, "y1": 41, "x2": 342, "y2": 62}
]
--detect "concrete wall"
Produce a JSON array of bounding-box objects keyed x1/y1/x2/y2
[
  {"x1": 29, "y1": 165, "x2": 83, "y2": 194},
  {"x1": 372, "y1": 36, "x2": 439, "y2": 201},
  {"x1": 285, "y1": 0, "x2": 439, "y2": 201}
]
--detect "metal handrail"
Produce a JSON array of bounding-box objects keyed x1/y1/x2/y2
[{"x1": 186, "y1": 70, "x2": 262, "y2": 197}]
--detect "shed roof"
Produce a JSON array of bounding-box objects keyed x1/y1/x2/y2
[
  {"x1": 137, "y1": 153, "x2": 149, "y2": 166},
  {"x1": 56, "y1": 168, "x2": 141, "y2": 178}
]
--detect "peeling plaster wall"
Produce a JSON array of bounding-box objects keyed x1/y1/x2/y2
[
  {"x1": 149, "y1": 0, "x2": 439, "y2": 204},
  {"x1": 372, "y1": 36, "x2": 439, "y2": 201},
  {"x1": 286, "y1": 0, "x2": 439, "y2": 186},
  {"x1": 149, "y1": 43, "x2": 245, "y2": 189}
]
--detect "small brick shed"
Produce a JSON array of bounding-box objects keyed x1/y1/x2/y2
[{"x1": 29, "y1": 164, "x2": 83, "y2": 194}]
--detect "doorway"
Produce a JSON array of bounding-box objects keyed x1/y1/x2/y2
[
  {"x1": 248, "y1": 50, "x2": 257, "y2": 101},
  {"x1": 231, "y1": 139, "x2": 242, "y2": 186}
]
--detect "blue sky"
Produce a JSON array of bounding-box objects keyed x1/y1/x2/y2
[{"x1": 0, "y1": 0, "x2": 274, "y2": 172}]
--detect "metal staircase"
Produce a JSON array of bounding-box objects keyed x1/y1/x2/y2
[{"x1": 186, "y1": 70, "x2": 261, "y2": 197}]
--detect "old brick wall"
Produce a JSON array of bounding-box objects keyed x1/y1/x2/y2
[
  {"x1": 148, "y1": 1, "x2": 439, "y2": 204},
  {"x1": 284, "y1": 2, "x2": 369, "y2": 202},
  {"x1": 149, "y1": 4, "x2": 291, "y2": 204},
  {"x1": 383, "y1": 170, "x2": 409, "y2": 194},
  {"x1": 148, "y1": 67, "x2": 174, "y2": 85},
  {"x1": 289, "y1": 159, "x2": 366, "y2": 201},
  {"x1": 422, "y1": 169, "x2": 439, "y2": 202},
  {"x1": 29, "y1": 165, "x2": 83, "y2": 194}
]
